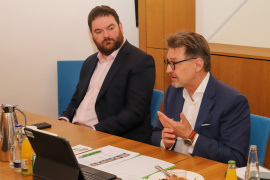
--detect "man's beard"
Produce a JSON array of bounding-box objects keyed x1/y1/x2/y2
[
  {"x1": 169, "y1": 73, "x2": 183, "y2": 88},
  {"x1": 94, "y1": 30, "x2": 124, "y2": 56}
]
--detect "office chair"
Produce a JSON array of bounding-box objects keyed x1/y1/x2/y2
[
  {"x1": 249, "y1": 114, "x2": 270, "y2": 166},
  {"x1": 150, "y1": 89, "x2": 164, "y2": 127},
  {"x1": 57, "y1": 60, "x2": 84, "y2": 116}
]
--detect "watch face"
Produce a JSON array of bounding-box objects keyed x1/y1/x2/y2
[{"x1": 184, "y1": 139, "x2": 192, "y2": 146}]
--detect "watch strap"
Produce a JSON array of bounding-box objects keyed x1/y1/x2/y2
[
  {"x1": 184, "y1": 130, "x2": 197, "y2": 146},
  {"x1": 188, "y1": 130, "x2": 196, "y2": 141}
]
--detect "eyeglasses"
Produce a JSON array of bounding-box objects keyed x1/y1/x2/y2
[{"x1": 164, "y1": 58, "x2": 196, "y2": 70}]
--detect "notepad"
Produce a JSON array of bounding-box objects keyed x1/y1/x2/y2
[{"x1": 76, "y1": 145, "x2": 175, "y2": 179}]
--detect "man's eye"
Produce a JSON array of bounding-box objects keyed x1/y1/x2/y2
[{"x1": 95, "y1": 30, "x2": 102, "y2": 34}]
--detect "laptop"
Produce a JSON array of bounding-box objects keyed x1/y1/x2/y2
[{"x1": 24, "y1": 127, "x2": 117, "y2": 180}]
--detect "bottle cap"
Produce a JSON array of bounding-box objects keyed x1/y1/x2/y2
[
  {"x1": 15, "y1": 124, "x2": 22, "y2": 127},
  {"x1": 250, "y1": 145, "x2": 257, "y2": 150},
  {"x1": 228, "y1": 160, "x2": 236, "y2": 165}
]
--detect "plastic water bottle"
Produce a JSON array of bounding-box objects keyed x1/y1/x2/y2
[
  {"x1": 9, "y1": 137, "x2": 15, "y2": 169},
  {"x1": 226, "y1": 160, "x2": 237, "y2": 180},
  {"x1": 245, "y1": 145, "x2": 260, "y2": 180},
  {"x1": 13, "y1": 124, "x2": 23, "y2": 173}
]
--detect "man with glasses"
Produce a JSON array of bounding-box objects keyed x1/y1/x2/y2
[{"x1": 152, "y1": 31, "x2": 250, "y2": 167}]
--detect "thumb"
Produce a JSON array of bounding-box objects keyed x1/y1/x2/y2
[{"x1": 180, "y1": 112, "x2": 189, "y2": 123}]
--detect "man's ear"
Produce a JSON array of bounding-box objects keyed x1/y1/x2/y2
[
  {"x1": 195, "y1": 58, "x2": 204, "y2": 72},
  {"x1": 119, "y1": 22, "x2": 124, "y2": 34}
]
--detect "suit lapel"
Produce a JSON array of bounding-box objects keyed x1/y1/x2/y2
[
  {"x1": 194, "y1": 74, "x2": 215, "y2": 132},
  {"x1": 97, "y1": 41, "x2": 130, "y2": 100},
  {"x1": 175, "y1": 88, "x2": 185, "y2": 122}
]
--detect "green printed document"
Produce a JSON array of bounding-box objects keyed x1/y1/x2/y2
[{"x1": 76, "y1": 145, "x2": 175, "y2": 179}]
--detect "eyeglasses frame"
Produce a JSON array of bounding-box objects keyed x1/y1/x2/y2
[{"x1": 164, "y1": 58, "x2": 196, "y2": 70}]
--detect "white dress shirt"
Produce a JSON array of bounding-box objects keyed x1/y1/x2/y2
[{"x1": 161, "y1": 72, "x2": 210, "y2": 155}]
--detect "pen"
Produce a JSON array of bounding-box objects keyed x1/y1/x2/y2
[{"x1": 79, "y1": 150, "x2": 101, "y2": 158}]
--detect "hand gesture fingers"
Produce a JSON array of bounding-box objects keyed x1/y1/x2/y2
[
  {"x1": 162, "y1": 128, "x2": 176, "y2": 148},
  {"x1": 157, "y1": 111, "x2": 174, "y2": 128},
  {"x1": 172, "y1": 112, "x2": 192, "y2": 138},
  {"x1": 180, "y1": 112, "x2": 189, "y2": 125}
]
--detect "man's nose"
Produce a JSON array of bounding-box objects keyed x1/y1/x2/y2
[
  {"x1": 166, "y1": 65, "x2": 173, "y2": 73},
  {"x1": 103, "y1": 30, "x2": 109, "y2": 38}
]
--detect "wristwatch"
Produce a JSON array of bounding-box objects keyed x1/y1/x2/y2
[{"x1": 184, "y1": 130, "x2": 197, "y2": 146}]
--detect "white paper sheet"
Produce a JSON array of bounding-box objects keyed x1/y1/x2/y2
[
  {"x1": 76, "y1": 145, "x2": 140, "y2": 170},
  {"x1": 75, "y1": 145, "x2": 175, "y2": 179},
  {"x1": 104, "y1": 155, "x2": 175, "y2": 179}
]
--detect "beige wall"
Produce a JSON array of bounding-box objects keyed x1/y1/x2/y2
[
  {"x1": 196, "y1": 0, "x2": 247, "y2": 40},
  {"x1": 0, "y1": 0, "x2": 138, "y2": 118},
  {"x1": 209, "y1": 0, "x2": 270, "y2": 48}
]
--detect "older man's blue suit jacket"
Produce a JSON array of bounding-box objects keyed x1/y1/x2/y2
[{"x1": 152, "y1": 73, "x2": 250, "y2": 167}]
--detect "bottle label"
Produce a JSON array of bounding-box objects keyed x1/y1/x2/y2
[
  {"x1": 31, "y1": 154, "x2": 36, "y2": 170},
  {"x1": 13, "y1": 161, "x2": 21, "y2": 168},
  {"x1": 21, "y1": 158, "x2": 29, "y2": 173}
]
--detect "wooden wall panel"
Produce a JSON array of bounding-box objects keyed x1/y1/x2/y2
[
  {"x1": 164, "y1": 50, "x2": 172, "y2": 91},
  {"x1": 211, "y1": 55, "x2": 263, "y2": 116},
  {"x1": 210, "y1": 43, "x2": 270, "y2": 118},
  {"x1": 211, "y1": 55, "x2": 270, "y2": 118},
  {"x1": 164, "y1": 0, "x2": 195, "y2": 35},
  {"x1": 147, "y1": 48, "x2": 165, "y2": 92},
  {"x1": 260, "y1": 60, "x2": 270, "y2": 117},
  {"x1": 146, "y1": 0, "x2": 164, "y2": 48},
  {"x1": 139, "y1": 0, "x2": 195, "y2": 91},
  {"x1": 146, "y1": 49, "x2": 172, "y2": 92}
]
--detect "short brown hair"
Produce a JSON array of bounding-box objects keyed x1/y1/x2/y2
[
  {"x1": 167, "y1": 31, "x2": 211, "y2": 72},
  {"x1": 88, "y1": 5, "x2": 120, "y2": 32}
]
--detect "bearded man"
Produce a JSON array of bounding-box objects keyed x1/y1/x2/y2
[{"x1": 59, "y1": 5, "x2": 155, "y2": 144}]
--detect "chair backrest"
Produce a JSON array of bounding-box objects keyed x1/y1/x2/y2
[
  {"x1": 150, "y1": 89, "x2": 164, "y2": 127},
  {"x1": 249, "y1": 114, "x2": 270, "y2": 166},
  {"x1": 57, "y1": 60, "x2": 84, "y2": 116}
]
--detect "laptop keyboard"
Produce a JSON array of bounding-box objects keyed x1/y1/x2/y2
[
  {"x1": 83, "y1": 171, "x2": 109, "y2": 180},
  {"x1": 80, "y1": 164, "x2": 117, "y2": 180}
]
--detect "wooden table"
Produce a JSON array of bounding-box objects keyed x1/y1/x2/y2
[{"x1": 0, "y1": 112, "x2": 228, "y2": 180}]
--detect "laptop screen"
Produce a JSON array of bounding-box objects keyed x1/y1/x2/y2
[{"x1": 24, "y1": 127, "x2": 117, "y2": 180}]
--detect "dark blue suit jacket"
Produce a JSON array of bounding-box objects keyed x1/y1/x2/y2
[
  {"x1": 152, "y1": 73, "x2": 250, "y2": 167},
  {"x1": 61, "y1": 41, "x2": 155, "y2": 144}
]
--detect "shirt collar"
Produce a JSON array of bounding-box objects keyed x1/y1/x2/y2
[
  {"x1": 183, "y1": 72, "x2": 210, "y2": 101},
  {"x1": 97, "y1": 38, "x2": 126, "y2": 63},
  {"x1": 196, "y1": 71, "x2": 210, "y2": 93}
]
